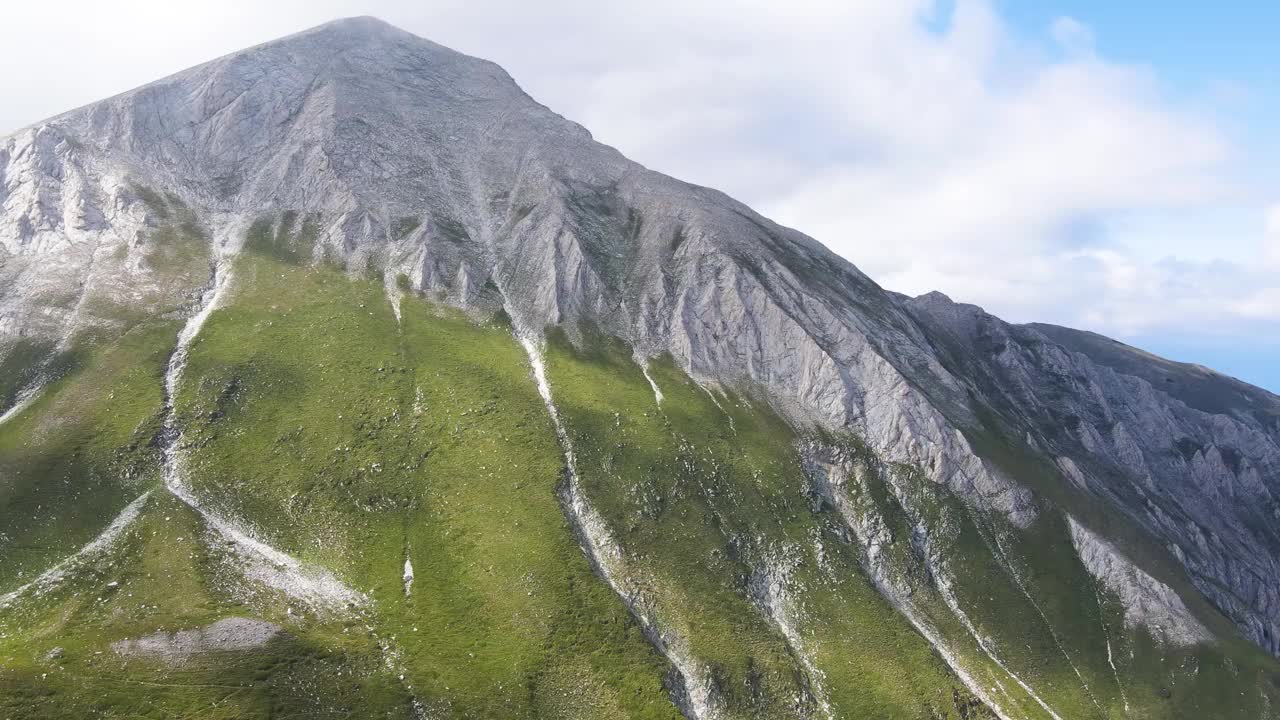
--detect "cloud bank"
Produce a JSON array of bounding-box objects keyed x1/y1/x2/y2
[{"x1": 447, "y1": 0, "x2": 1273, "y2": 340}]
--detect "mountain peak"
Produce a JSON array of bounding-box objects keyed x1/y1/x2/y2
[
  {"x1": 313, "y1": 14, "x2": 398, "y2": 32},
  {"x1": 271, "y1": 15, "x2": 439, "y2": 54},
  {"x1": 19, "y1": 14, "x2": 555, "y2": 213}
]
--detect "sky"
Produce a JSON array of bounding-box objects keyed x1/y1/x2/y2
[{"x1": 2, "y1": 1, "x2": 1277, "y2": 392}]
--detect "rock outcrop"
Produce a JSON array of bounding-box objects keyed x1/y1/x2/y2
[{"x1": 111, "y1": 617, "x2": 281, "y2": 664}]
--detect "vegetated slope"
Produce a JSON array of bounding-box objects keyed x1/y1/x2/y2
[{"x1": 1, "y1": 16, "x2": 1278, "y2": 720}]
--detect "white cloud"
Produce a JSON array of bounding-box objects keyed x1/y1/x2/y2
[
  {"x1": 1050, "y1": 17, "x2": 1096, "y2": 57},
  {"x1": 1234, "y1": 288, "x2": 1280, "y2": 320},
  {"x1": 1266, "y1": 204, "x2": 1280, "y2": 268},
  {"x1": 405, "y1": 0, "x2": 1268, "y2": 338},
  {"x1": 1, "y1": 0, "x2": 1276, "y2": 360}
]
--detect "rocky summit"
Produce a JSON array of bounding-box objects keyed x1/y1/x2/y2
[{"x1": 1, "y1": 16, "x2": 1278, "y2": 720}]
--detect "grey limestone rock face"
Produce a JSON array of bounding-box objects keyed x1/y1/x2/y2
[
  {"x1": 3, "y1": 16, "x2": 1278, "y2": 658},
  {"x1": 1068, "y1": 516, "x2": 1211, "y2": 646},
  {"x1": 906, "y1": 292, "x2": 1280, "y2": 655}
]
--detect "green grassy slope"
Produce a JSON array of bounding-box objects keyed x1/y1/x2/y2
[
  {"x1": 2, "y1": 216, "x2": 1278, "y2": 719},
  {"x1": 0, "y1": 491, "x2": 412, "y2": 719},
  {"x1": 0, "y1": 339, "x2": 57, "y2": 414},
  {"x1": 542, "y1": 336, "x2": 1000, "y2": 719},
  {"x1": 174, "y1": 240, "x2": 682, "y2": 719},
  {"x1": 0, "y1": 321, "x2": 173, "y2": 591},
  {"x1": 0, "y1": 187, "x2": 212, "y2": 593},
  {"x1": 810, "y1": 433, "x2": 1280, "y2": 720}
]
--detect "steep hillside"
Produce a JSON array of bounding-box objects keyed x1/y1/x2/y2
[{"x1": 1, "y1": 17, "x2": 1277, "y2": 720}]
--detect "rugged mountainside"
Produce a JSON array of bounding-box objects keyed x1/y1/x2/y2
[
  {"x1": 907, "y1": 297, "x2": 1280, "y2": 654},
  {"x1": 1, "y1": 17, "x2": 1278, "y2": 720}
]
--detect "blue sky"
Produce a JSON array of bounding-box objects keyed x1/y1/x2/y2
[
  {"x1": 1004, "y1": 2, "x2": 1280, "y2": 165},
  {"x1": 1002, "y1": 3, "x2": 1278, "y2": 81},
  {"x1": 0, "y1": 1, "x2": 1276, "y2": 392},
  {"x1": 1003, "y1": 1, "x2": 1280, "y2": 200},
  {"x1": 999, "y1": 1, "x2": 1280, "y2": 389}
]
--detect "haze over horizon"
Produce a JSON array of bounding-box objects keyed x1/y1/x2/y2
[{"x1": 3, "y1": 1, "x2": 1276, "y2": 392}]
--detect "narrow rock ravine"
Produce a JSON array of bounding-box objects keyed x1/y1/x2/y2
[
  {"x1": 1094, "y1": 580, "x2": 1132, "y2": 716},
  {"x1": 639, "y1": 359, "x2": 664, "y2": 406},
  {"x1": 877, "y1": 478, "x2": 1065, "y2": 720},
  {"x1": 516, "y1": 331, "x2": 719, "y2": 720},
  {"x1": 984, "y1": 522, "x2": 1105, "y2": 715},
  {"x1": 159, "y1": 249, "x2": 426, "y2": 713},
  {"x1": 850, "y1": 454, "x2": 1066, "y2": 720},
  {"x1": 0, "y1": 491, "x2": 152, "y2": 608},
  {"x1": 0, "y1": 307, "x2": 83, "y2": 428},
  {"x1": 696, "y1": 381, "x2": 736, "y2": 435},
  {"x1": 934, "y1": 568, "x2": 1065, "y2": 720},
  {"x1": 0, "y1": 382, "x2": 45, "y2": 427},
  {"x1": 158, "y1": 259, "x2": 365, "y2": 612},
  {"x1": 749, "y1": 557, "x2": 834, "y2": 720},
  {"x1": 803, "y1": 451, "x2": 1016, "y2": 720}
]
